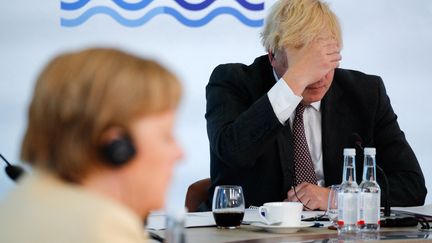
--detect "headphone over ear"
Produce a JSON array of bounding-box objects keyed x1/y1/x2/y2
[{"x1": 101, "y1": 135, "x2": 136, "y2": 167}]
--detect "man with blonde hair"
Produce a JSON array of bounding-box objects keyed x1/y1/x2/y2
[{"x1": 205, "y1": 0, "x2": 426, "y2": 210}]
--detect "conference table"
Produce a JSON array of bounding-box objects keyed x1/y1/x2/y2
[{"x1": 149, "y1": 224, "x2": 431, "y2": 242}]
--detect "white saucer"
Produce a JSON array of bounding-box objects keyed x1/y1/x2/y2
[{"x1": 250, "y1": 222, "x2": 314, "y2": 234}]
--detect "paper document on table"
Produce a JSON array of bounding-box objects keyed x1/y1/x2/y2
[
  {"x1": 185, "y1": 212, "x2": 216, "y2": 228},
  {"x1": 243, "y1": 208, "x2": 261, "y2": 222},
  {"x1": 147, "y1": 209, "x2": 328, "y2": 230},
  {"x1": 146, "y1": 211, "x2": 216, "y2": 230},
  {"x1": 392, "y1": 204, "x2": 432, "y2": 217}
]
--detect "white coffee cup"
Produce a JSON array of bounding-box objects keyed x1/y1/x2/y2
[{"x1": 258, "y1": 202, "x2": 303, "y2": 227}]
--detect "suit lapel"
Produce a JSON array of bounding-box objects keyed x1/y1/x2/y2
[
  {"x1": 321, "y1": 75, "x2": 351, "y2": 186},
  {"x1": 276, "y1": 124, "x2": 294, "y2": 197},
  {"x1": 260, "y1": 57, "x2": 294, "y2": 197}
]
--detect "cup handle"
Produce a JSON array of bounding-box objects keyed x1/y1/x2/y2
[{"x1": 258, "y1": 206, "x2": 271, "y2": 225}]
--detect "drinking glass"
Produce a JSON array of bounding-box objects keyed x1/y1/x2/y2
[
  {"x1": 212, "y1": 185, "x2": 245, "y2": 229},
  {"x1": 327, "y1": 184, "x2": 340, "y2": 227}
]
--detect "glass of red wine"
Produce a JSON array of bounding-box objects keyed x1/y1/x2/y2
[{"x1": 212, "y1": 185, "x2": 245, "y2": 229}]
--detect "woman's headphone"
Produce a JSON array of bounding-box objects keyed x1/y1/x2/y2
[{"x1": 101, "y1": 135, "x2": 136, "y2": 167}]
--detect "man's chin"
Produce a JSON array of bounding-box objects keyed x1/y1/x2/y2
[
  {"x1": 302, "y1": 91, "x2": 326, "y2": 104},
  {"x1": 302, "y1": 94, "x2": 325, "y2": 104}
]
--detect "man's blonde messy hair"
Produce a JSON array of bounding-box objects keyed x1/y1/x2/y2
[{"x1": 261, "y1": 0, "x2": 342, "y2": 53}]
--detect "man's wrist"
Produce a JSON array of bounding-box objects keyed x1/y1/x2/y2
[
  {"x1": 267, "y1": 78, "x2": 302, "y2": 124},
  {"x1": 282, "y1": 71, "x2": 307, "y2": 96}
]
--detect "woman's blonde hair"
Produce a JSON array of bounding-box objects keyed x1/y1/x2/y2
[
  {"x1": 261, "y1": 0, "x2": 342, "y2": 53},
  {"x1": 21, "y1": 48, "x2": 182, "y2": 182}
]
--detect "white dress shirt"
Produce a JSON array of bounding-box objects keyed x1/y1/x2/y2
[{"x1": 268, "y1": 71, "x2": 325, "y2": 186}]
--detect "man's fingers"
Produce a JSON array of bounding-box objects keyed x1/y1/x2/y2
[
  {"x1": 305, "y1": 200, "x2": 320, "y2": 211},
  {"x1": 295, "y1": 182, "x2": 310, "y2": 191},
  {"x1": 297, "y1": 193, "x2": 315, "y2": 210},
  {"x1": 287, "y1": 185, "x2": 307, "y2": 201},
  {"x1": 316, "y1": 37, "x2": 339, "y2": 50},
  {"x1": 290, "y1": 196, "x2": 300, "y2": 202},
  {"x1": 287, "y1": 184, "x2": 324, "y2": 210},
  {"x1": 288, "y1": 184, "x2": 330, "y2": 211},
  {"x1": 324, "y1": 44, "x2": 340, "y2": 54},
  {"x1": 287, "y1": 188, "x2": 304, "y2": 200},
  {"x1": 287, "y1": 189, "x2": 295, "y2": 200},
  {"x1": 290, "y1": 184, "x2": 309, "y2": 200},
  {"x1": 287, "y1": 188, "x2": 296, "y2": 197}
]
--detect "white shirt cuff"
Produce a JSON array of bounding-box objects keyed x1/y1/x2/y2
[{"x1": 268, "y1": 78, "x2": 302, "y2": 124}]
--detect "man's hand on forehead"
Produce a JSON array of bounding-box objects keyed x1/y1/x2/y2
[{"x1": 280, "y1": 37, "x2": 341, "y2": 96}]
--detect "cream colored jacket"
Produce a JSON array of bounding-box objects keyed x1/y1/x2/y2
[{"x1": 0, "y1": 170, "x2": 149, "y2": 243}]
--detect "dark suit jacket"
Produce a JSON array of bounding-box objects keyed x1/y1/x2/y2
[{"x1": 205, "y1": 55, "x2": 426, "y2": 209}]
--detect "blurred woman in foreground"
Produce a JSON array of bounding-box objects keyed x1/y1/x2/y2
[{"x1": 0, "y1": 48, "x2": 183, "y2": 242}]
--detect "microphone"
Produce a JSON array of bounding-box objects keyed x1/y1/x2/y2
[
  {"x1": 1, "y1": 154, "x2": 24, "y2": 182},
  {"x1": 349, "y1": 133, "x2": 364, "y2": 151},
  {"x1": 349, "y1": 133, "x2": 391, "y2": 217}
]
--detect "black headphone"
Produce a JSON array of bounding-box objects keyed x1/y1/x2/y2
[
  {"x1": 1, "y1": 135, "x2": 136, "y2": 182},
  {"x1": 1, "y1": 154, "x2": 24, "y2": 182},
  {"x1": 101, "y1": 135, "x2": 136, "y2": 167}
]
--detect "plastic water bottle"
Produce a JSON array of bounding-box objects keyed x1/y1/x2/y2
[
  {"x1": 337, "y1": 148, "x2": 359, "y2": 233},
  {"x1": 165, "y1": 207, "x2": 186, "y2": 243},
  {"x1": 358, "y1": 147, "x2": 381, "y2": 231}
]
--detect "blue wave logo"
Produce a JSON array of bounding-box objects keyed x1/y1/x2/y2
[{"x1": 60, "y1": 0, "x2": 264, "y2": 28}]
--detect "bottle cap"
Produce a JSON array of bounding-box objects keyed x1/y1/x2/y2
[
  {"x1": 364, "y1": 147, "x2": 376, "y2": 155},
  {"x1": 343, "y1": 148, "x2": 356, "y2": 156}
]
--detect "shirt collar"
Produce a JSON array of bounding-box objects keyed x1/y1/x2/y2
[
  {"x1": 310, "y1": 101, "x2": 321, "y2": 111},
  {"x1": 272, "y1": 69, "x2": 279, "y2": 82}
]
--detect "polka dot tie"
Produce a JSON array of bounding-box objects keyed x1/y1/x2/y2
[{"x1": 292, "y1": 103, "x2": 317, "y2": 185}]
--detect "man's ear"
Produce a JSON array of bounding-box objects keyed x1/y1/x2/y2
[
  {"x1": 268, "y1": 50, "x2": 277, "y2": 68},
  {"x1": 268, "y1": 50, "x2": 274, "y2": 63}
]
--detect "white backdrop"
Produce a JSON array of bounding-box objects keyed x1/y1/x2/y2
[{"x1": 1, "y1": 0, "x2": 431, "y2": 210}]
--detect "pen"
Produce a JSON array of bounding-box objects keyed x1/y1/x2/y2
[
  {"x1": 311, "y1": 222, "x2": 324, "y2": 228},
  {"x1": 148, "y1": 231, "x2": 164, "y2": 242}
]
